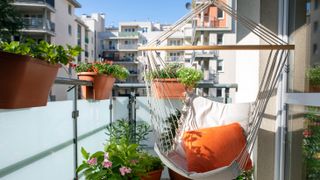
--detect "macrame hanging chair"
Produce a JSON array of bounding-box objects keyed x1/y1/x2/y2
[{"x1": 138, "y1": 0, "x2": 294, "y2": 179}]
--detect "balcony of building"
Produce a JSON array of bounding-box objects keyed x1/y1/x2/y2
[
  {"x1": 12, "y1": 0, "x2": 55, "y2": 12},
  {"x1": 21, "y1": 17, "x2": 55, "y2": 36},
  {"x1": 118, "y1": 32, "x2": 139, "y2": 39},
  {"x1": 118, "y1": 44, "x2": 138, "y2": 51},
  {"x1": 194, "y1": 50, "x2": 219, "y2": 59},
  {"x1": 166, "y1": 56, "x2": 185, "y2": 62},
  {"x1": 195, "y1": 16, "x2": 231, "y2": 31}
]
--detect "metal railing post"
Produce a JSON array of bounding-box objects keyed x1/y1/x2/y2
[
  {"x1": 128, "y1": 88, "x2": 137, "y2": 143},
  {"x1": 72, "y1": 85, "x2": 79, "y2": 180}
]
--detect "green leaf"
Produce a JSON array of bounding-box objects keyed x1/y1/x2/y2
[
  {"x1": 76, "y1": 163, "x2": 89, "y2": 173},
  {"x1": 81, "y1": 147, "x2": 89, "y2": 160}
]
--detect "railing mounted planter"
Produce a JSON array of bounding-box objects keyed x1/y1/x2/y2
[
  {"x1": 0, "y1": 51, "x2": 61, "y2": 109},
  {"x1": 152, "y1": 79, "x2": 186, "y2": 99},
  {"x1": 77, "y1": 72, "x2": 115, "y2": 100}
]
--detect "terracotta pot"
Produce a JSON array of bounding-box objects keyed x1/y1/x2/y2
[
  {"x1": 309, "y1": 85, "x2": 320, "y2": 92},
  {"x1": 141, "y1": 169, "x2": 163, "y2": 180},
  {"x1": 77, "y1": 72, "x2": 115, "y2": 100},
  {"x1": 152, "y1": 79, "x2": 186, "y2": 99},
  {"x1": 0, "y1": 51, "x2": 60, "y2": 109},
  {"x1": 168, "y1": 169, "x2": 191, "y2": 180}
]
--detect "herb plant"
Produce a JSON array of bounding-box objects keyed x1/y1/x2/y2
[
  {"x1": 0, "y1": 40, "x2": 82, "y2": 65},
  {"x1": 147, "y1": 63, "x2": 203, "y2": 88},
  {"x1": 76, "y1": 63, "x2": 130, "y2": 81}
]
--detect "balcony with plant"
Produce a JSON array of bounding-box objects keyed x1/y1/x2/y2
[
  {"x1": 0, "y1": 40, "x2": 81, "y2": 108},
  {"x1": 147, "y1": 63, "x2": 203, "y2": 99},
  {"x1": 76, "y1": 63, "x2": 129, "y2": 100}
]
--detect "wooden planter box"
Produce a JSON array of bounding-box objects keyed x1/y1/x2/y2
[
  {"x1": 152, "y1": 79, "x2": 186, "y2": 99},
  {"x1": 309, "y1": 85, "x2": 320, "y2": 92},
  {"x1": 141, "y1": 169, "x2": 163, "y2": 180},
  {"x1": 0, "y1": 51, "x2": 60, "y2": 109},
  {"x1": 77, "y1": 72, "x2": 115, "y2": 100}
]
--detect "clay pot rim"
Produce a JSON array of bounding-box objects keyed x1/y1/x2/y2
[
  {"x1": 77, "y1": 72, "x2": 98, "y2": 76},
  {"x1": 0, "y1": 50, "x2": 62, "y2": 68},
  {"x1": 77, "y1": 72, "x2": 115, "y2": 79},
  {"x1": 153, "y1": 78, "x2": 180, "y2": 82},
  {"x1": 147, "y1": 168, "x2": 163, "y2": 174}
]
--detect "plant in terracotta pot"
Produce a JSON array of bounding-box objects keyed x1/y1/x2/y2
[
  {"x1": 78, "y1": 119, "x2": 164, "y2": 180},
  {"x1": 307, "y1": 66, "x2": 320, "y2": 92},
  {"x1": 139, "y1": 152, "x2": 163, "y2": 180},
  {"x1": 76, "y1": 63, "x2": 129, "y2": 100},
  {"x1": 0, "y1": 40, "x2": 81, "y2": 108},
  {"x1": 148, "y1": 63, "x2": 203, "y2": 99}
]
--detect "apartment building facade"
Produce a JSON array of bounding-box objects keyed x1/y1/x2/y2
[
  {"x1": 192, "y1": 0, "x2": 237, "y2": 101},
  {"x1": 310, "y1": 0, "x2": 320, "y2": 65}
]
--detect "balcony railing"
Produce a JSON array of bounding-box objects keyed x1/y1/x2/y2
[
  {"x1": 196, "y1": 16, "x2": 223, "y2": 28},
  {"x1": 166, "y1": 56, "x2": 185, "y2": 62},
  {"x1": 22, "y1": 17, "x2": 55, "y2": 33},
  {"x1": 118, "y1": 32, "x2": 139, "y2": 38},
  {"x1": 195, "y1": 50, "x2": 219, "y2": 58},
  {"x1": 0, "y1": 77, "x2": 236, "y2": 179},
  {"x1": 13, "y1": 0, "x2": 55, "y2": 9},
  {"x1": 119, "y1": 44, "x2": 138, "y2": 50}
]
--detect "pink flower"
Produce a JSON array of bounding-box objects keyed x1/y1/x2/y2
[
  {"x1": 119, "y1": 166, "x2": 132, "y2": 176},
  {"x1": 102, "y1": 160, "x2": 112, "y2": 168},
  {"x1": 87, "y1": 158, "x2": 97, "y2": 166}
]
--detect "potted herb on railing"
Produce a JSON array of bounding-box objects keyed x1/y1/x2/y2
[
  {"x1": 75, "y1": 63, "x2": 129, "y2": 100},
  {"x1": 78, "y1": 119, "x2": 164, "y2": 180},
  {"x1": 307, "y1": 66, "x2": 320, "y2": 92},
  {"x1": 148, "y1": 63, "x2": 203, "y2": 99},
  {"x1": 0, "y1": 40, "x2": 81, "y2": 109}
]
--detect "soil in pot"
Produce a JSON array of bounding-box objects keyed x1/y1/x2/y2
[
  {"x1": 78, "y1": 72, "x2": 115, "y2": 100},
  {"x1": 141, "y1": 169, "x2": 163, "y2": 180},
  {"x1": 0, "y1": 51, "x2": 60, "y2": 109},
  {"x1": 152, "y1": 79, "x2": 186, "y2": 99}
]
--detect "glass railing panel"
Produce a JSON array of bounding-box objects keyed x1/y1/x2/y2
[
  {"x1": 0, "y1": 101, "x2": 74, "y2": 179},
  {"x1": 112, "y1": 97, "x2": 129, "y2": 121}
]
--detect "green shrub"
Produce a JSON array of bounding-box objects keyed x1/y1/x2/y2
[{"x1": 307, "y1": 66, "x2": 320, "y2": 85}]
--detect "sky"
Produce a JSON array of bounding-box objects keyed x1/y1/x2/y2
[{"x1": 76, "y1": 0, "x2": 190, "y2": 27}]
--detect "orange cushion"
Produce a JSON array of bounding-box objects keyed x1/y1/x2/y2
[{"x1": 182, "y1": 123, "x2": 252, "y2": 173}]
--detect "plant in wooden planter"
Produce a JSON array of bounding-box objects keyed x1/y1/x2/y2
[
  {"x1": 307, "y1": 66, "x2": 320, "y2": 92},
  {"x1": 76, "y1": 63, "x2": 129, "y2": 100},
  {"x1": 0, "y1": 40, "x2": 81, "y2": 108},
  {"x1": 148, "y1": 63, "x2": 203, "y2": 99},
  {"x1": 139, "y1": 152, "x2": 163, "y2": 180}
]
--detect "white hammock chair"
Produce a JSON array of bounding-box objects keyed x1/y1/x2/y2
[{"x1": 139, "y1": 0, "x2": 294, "y2": 179}]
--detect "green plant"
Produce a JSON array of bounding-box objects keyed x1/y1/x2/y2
[
  {"x1": 0, "y1": 0, "x2": 23, "y2": 41},
  {"x1": 76, "y1": 63, "x2": 130, "y2": 80},
  {"x1": 0, "y1": 40, "x2": 82, "y2": 65},
  {"x1": 138, "y1": 152, "x2": 163, "y2": 173},
  {"x1": 147, "y1": 63, "x2": 203, "y2": 88},
  {"x1": 177, "y1": 67, "x2": 203, "y2": 88},
  {"x1": 161, "y1": 110, "x2": 181, "y2": 152},
  {"x1": 235, "y1": 169, "x2": 253, "y2": 180},
  {"x1": 78, "y1": 119, "x2": 163, "y2": 179},
  {"x1": 303, "y1": 107, "x2": 320, "y2": 179},
  {"x1": 106, "y1": 119, "x2": 151, "y2": 147},
  {"x1": 307, "y1": 66, "x2": 320, "y2": 85}
]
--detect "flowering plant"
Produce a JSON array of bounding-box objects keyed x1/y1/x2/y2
[{"x1": 77, "y1": 119, "x2": 163, "y2": 180}]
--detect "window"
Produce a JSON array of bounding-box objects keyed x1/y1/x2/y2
[
  {"x1": 314, "y1": 21, "x2": 318, "y2": 33},
  {"x1": 217, "y1": 9, "x2": 224, "y2": 19},
  {"x1": 216, "y1": 89, "x2": 222, "y2": 97},
  {"x1": 217, "y1": 34, "x2": 223, "y2": 45},
  {"x1": 68, "y1": 25, "x2": 72, "y2": 35},
  {"x1": 68, "y1": 4, "x2": 72, "y2": 15},
  {"x1": 315, "y1": 0, "x2": 319, "y2": 10},
  {"x1": 313, "y1": 43, "x2": 318, "y2": 55},
  {"x1": 217, "y1": 60, "x2": 224, "y2": 72}
]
